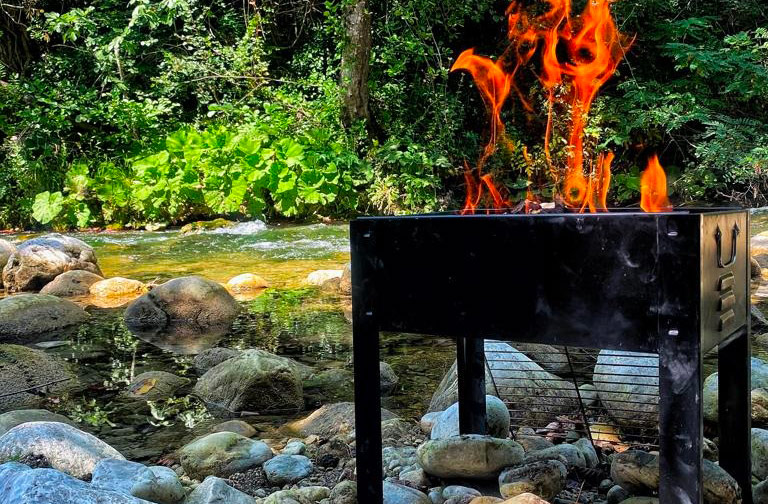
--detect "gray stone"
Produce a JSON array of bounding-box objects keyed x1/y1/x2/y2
[
  {"x1": 285, "y1": 402, "x2": 397, "y2": 438},
  {"x1": 179, "y1": 432, "x2": 273, "y2": 480},
  {"x1": 515, "y1": 435, "x2": 554, "y2": 453},
  {"x1": 381, "y1": 361, "x2": 400, "y2": 396},
  {"x1": 0, "y1": 345, "x2": 77, "y2": 412},
  {"x1": 0, "y1": 409, "x2": 73, "y2": 436},
  {"x1": 419, "y1": 412, "x2": 441, "y2": 436},
  {"x1": 263, "y1": 454, "x2": 313, "y2": 485},
  {"x1": 0, "y1": 294, "x2": 88, "y2": 340},
  {"x1": 579, "y1": 384, "x2": 598, "y2": 408},
  {"x1": 704, "y1": 358, "x2": 768, "y2": 423},
  {"x1": 606, "y1": 485, "x2": 630, "y2": 504},
  {"x1": 383, "y1": 481, "x2": 431, "y2": 504},
  {"x1": 0, "y1": 421, "x2": 124, "y2": 479},
  {"x1": 611, "y1": 450, "x2": 741, "y2": 504},
  {"x1": 429, "y1": 342, "x2": 578, "y2": 425},
  {"x1": 40, "y1": 270, "x2": 104, "y2": 297},
  {"x1": 260, "y1": 486, "x2": 330, "y2": 504},
  {"x1": 194, "y1": 348, "x2": 240, "y2": 374},
  {"x1": 91, "y1": 458, "x2": 184, "y2": 504},
  {"x1": 383, "y1": 446, "x2": 419, "y2": 478},
  {"x1": 339, "y1": 263, "x2": 351, "y2": 295},
  {"x1": 212, "y1": 420, "x2": 257, "y2": 438},
  {"x1": 573, "y1": 438, "x2": 599, "y2": 468},
  {"x1": 523, "y1": 443, "x2": 586, "y2": 469},
  {"x1": 400, "y1": 467, "x2": 430, "y2": 488},
  {"x1": 498, "y1": 460, "x2": 567, "y2": 500},
  {"x1": 592, "y1": 350, "x2": 658, "y2": 429},
  {"x1": 0, "y1": 240, "x2": 15, "y2": 289},
  {"x1": 0, "y1": 463, "x2": 152, "y2": 504},
  {"x1": 330, "y1": 480, "x2": 357, "y2": 504},
  {"x1": 184, "y1": 475, "x2": 255, "y2": 504},
  {"x1": 194, "y1": 349, "x2": 303, "y2": 415},
  {"x1": 442, "y1": 486, "x2": 480, "y2": 499},
  {"x1": 753, "y1": 428, "x2": 768, "y2": 479},
  {"x1": 754, "y1": 479, "x2": 768, "y2": 504},
  {"x1": 125, "y1": 276, "x2": 240, "y2": 329},
  {"x1": 417, "y1": 435, "x2": 525, "y2": 479},
  {"x1": 431, "y1": 396, "x2": 509, "y2": 440},
  {"x1": 282, "y1": 440, "x2": 306, "y2": 455},
  {"x1": 382, "y1": 418, "x2": 425, "y2": 447},
  {"x1": 2, "y1": 234, "x2": 102, "y2": 292},
  {"x1": 126, "y1": 371, "x2": 190, "y2": 401}
]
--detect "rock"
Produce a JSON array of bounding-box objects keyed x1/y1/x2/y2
[
  {"x1": 226, "y1": 274, "x2": 270, "y2": 293},
  {"x1": 592, "y1": 350, "x2": 658, "y2": 429},
  {"x1": 382, "y1": 446, "x2": 419, "y2": 478},
  {"x1": 185, "y1": 475, "x2": 255, "y2": 504},
  {"x1": 417, "y1": 435, "x2": 525, "y2": 479},
  {"x1": 381, "y1": 361, "x2": 400, "y2": 396},
  {"x1": 382, "y1": 418, "x2": 425, "y2": 447},
  {"x1": 0, "y1": 344, "x2": 77, "y2": 412},
  {"x1": 0, "y1": 409, "x2": 73, "y2": 436},
  {"x1": 384, "y1": 481, "x2": 431, "y2": 504},
  {"x1": 282, "y1": 440, "x2": 306, "y2": 455},
  {"x1": 179, "y1": 432, "x2": 272, "y2": 480},
  {"x1": 753, "y1": 428, "x2": 768, "y2": 479},
  {"x1": 91, "y1": 458, "x2": 184, "y2": 504},
  {"x1": 194, "y1": 349, "x2": 303, "y2": 415},
  {"x1": 261, "y1": 487, "x2": 330, "y2": 504},
  {"x1": 0, "y1": 463, "x2": 152, "y2": 504},
  {"x1": 0, "y1": 240, "x2": 15, "y2": 288},
  {"x1": 511, "y1": 344, "x2": 597, "y2": 375},
  {"x1": 213, "y1": 420, "x2": 257, "y2": 438},
  {"x1": 443, "y1": 485, "x2": 481, "y2": 500},
  {"x1": 611, "y1": 450, "x2": 740, "y2": 504},
  {"x1": 263, "y1": 454, "x2": 313, "y2": 485},
  {"x1": 0, "y1": 294, "x2": 88, "y2": 340},
  {"x1": 515, "y1": 436, "x2": 553, "y2": 453},
  {"x1": 304, "y1": 368, "x2": 355, "y2": 406},
  {"x1": 124, "y1": 276, "x2": 240, "y2": 329},
  {"x1": 498, "y1": 460, "x2": 567, "y2": 500},
  {"x1": 431, "y1": 396, "x2": 510, "y2": 440},
  {"x1": 339, "y1": 263, "x2": 351, "y2": 295},
  {"x1": 523, "y1": 443, "x2": 586, "y2": 469},
  {"x1": 754, "y1": 257, "x2": 764, "y2": 279},
  {"x1": 573, "y1": 438, "x2": 599, "y2": 468},
  {"x1": 90, "y1": 278, "x2": 147, "y2": 298},
  {"x1": 180, "y1": 219, "x2": 236, "y2": 235},
  {"x1": 0, "y1": 421, "x2": 124, "y2": 479},
  {"x1": 126, "y1": 371, "x2": 190, "y2": 401},
  {"x1": 2, "y1": 234, "x2": 102, "y2": 292},
  {"x1": 429, "y1": 342, "x2": 578, "y2": 425},
  {"x1": 306, "y1": 270, "x2": 343, "y2": 286},
  {"x1": 400, "y1": 467, "x2": 430, "y2": 487},
  {"x1": 616, "y1": 499, "x2": 659, "y2": 504},
  {"x1": 498, "y1": 494, "x2": 549, "y2": 503},
  {"x1": 129, "y1": 323, "x2": 228, "y2": 355},
  {"x1": 754, "y1": 479, "x2": 768, "y2": 504},
  {"x1": 754, "y1": 389, "x2": 768, "y2": 425},
  {"x1": 419, "y1": 412, "x2": 441, "y2": 436},
  {"x1": 330, "y1": 480, "x2": 357, "y2": 504},
  {"x1": 40, "y1": 270, "x2": 103, "y2": 297},
  {"x1": 579, "y1": 384, "x2": 598, "y2": 408},
  {"x1": 469, "y1": 498, "x2": 503, "y2": 504},
  {"x1": 285, "y1": 402, "x2": 397, "y2": 437},
  {"x1": 606, "y1": 485, "x2": 630, "y2": 504},
  {"x1": 194, "y1": 347, "x2": 240, "y2": 374},
  {"x1": 704, "y1": 357, "x2": 768, "y2": 423}
]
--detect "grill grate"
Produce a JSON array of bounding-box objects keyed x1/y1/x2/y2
[{"x1": 484, "y1": 341, "x2": 660, "y2": 452}]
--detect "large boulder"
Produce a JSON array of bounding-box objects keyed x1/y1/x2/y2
[
  {"x1": 0, "y1": 410, "x2": 73, "y2": 436},
  {"x1": 193, "y1": 347, "x2": 240, "y2": 374},
  {"x1": 124, "y1": 276, "x2": 240, "y2": 330},
  {"x1": 40, "y1": 270, "x2": 104, "y2": 297},
  {"x1": 429, "y1": 341, "x2": 579, "y2": 425},
  {"x1": 179, "y1": 432, "x2": 273, "y2": 480},
  {"x1": 284, "y1": 402, "x2": 397, "y2": 437},
  {"x1": 592, "y1": 350, "x2": 658, "y2": 429},
  {"x1": 704, "y1": 357, "x2": 768, "y2": 423},
  {"x1": 416, "y1": 435, "x2": 525, "y2": 479},
  {"x1": 0, "y1": 422, "x2": 124, "y2": 479},
  {"x1": 0, "y1": 240, "x2": 15, "y2": 289},
  {"x1": 91, "y1": 458, "x2": 184, "y2": 504},
  {"x1": 611, "y1": 450, "x2": 741, "y2": 504},
  {"x1": 431, "y1": 395, "x2": 510, "y2": 440},
  {"x1": 2, "y1": 234, "x2": 102, "y2": 292},
  {"x1": 0, "y1": 462, "x2": 152, "y2": 504},
  {"x1": 0, "y1": 344, "x2": 77, "y2": 412},
  {"x1": 0, "y1": 294, "x2": 88, "y2": 340},
  {"x1": 194, "y1": 349, "x2": 303, "y2": 415}
]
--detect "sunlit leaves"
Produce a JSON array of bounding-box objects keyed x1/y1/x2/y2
[{"x1": 32, "y1": 191, "x2": 65, "y2": 224}]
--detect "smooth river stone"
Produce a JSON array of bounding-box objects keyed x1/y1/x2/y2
[{"x1": 417, "y1": 435, "x2": 524, "y2": 479}]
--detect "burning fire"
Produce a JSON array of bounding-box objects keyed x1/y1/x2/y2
[{"x1": 452, "y1": 0, "x2": 671, "y2": 213}]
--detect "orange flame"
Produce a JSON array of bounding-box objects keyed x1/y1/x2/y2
[
  {"x1": 452, "y1": 0, "x2": 667, "y2": 213},
  {"x1": 640, "y1": 155, "x2": 672, "y2": 213}
]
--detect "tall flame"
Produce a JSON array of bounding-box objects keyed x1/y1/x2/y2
[
  {"x1": 452, "y1": 0, "x2": 668, "y2": 213},
  {"x1": 640, "y1": 155, "x2": 672, "y2": 213}
]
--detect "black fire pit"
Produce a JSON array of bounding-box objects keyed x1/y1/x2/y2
[{"x1": 350, "y1": 208, "x2": 751, "y2": 504}]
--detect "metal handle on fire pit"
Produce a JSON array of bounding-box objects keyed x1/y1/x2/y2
[{"x1": 715, "y1": 224, "x2": 740, "y2": 268}]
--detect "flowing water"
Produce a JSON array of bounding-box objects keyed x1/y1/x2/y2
[{"x1": 4, "y1": 211, "x2": 768, "y2": 462}]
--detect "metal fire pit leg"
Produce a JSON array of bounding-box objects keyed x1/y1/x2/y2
[
  {"x1": 659, "y1": 334, "x2": 703, "y2": 504},
  {"x1": 718, "y1": 329, "x2": 753, "y2": 504},
  {"x1": 457, "y1": 337, "x2": 487, "y2": 435}
]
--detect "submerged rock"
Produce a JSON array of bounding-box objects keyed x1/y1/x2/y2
[
  {"x1": 0, "y1": 294, "x2": 88, "y2": 340},
  {"x1": 179, "y1": 432, "x2": 273, "y2": 480},
  {"x1": 592, "y1": 350, "x2": 658, "y2": 429},
  {"x1": 284, "y1": 402, "x2": 397, "y2": 437},
  {"x1": 417, "y1": 435, "x2": 524, "y2": 479},
  {"x1": 91, "y1": 458, "x2": 184, "y2": 504},
  {"x1": 194, "y1": 349, "x2": 303, "y2": 415},
  {"x1": 0, "y1": 344, "x2": 77, "y2": 412},
  {"x1": 704, "y1": 357, "x2": 768, "y2": 423},
  {"x1": 180, "y1": 219, "x2": 236, "y2": 235},
  {"x1": 429, "y1": 341, "x2": 579, "y2": 425},
  {"x1": 124, "y1": 276, "x2": 240, "y2": 330},
  {"x1": 0, "y1": 410, "x2": 74, "y2": 436},
  {"x1": 430, "y1": 395, "x2": 510, "y2": 440},
  {"x1": 2, "y1": 234, "x2": 102, "y2": 292},
  {"x1": 126, "y1": 371, "x2": 190, "y2": 401},
  {"x1": 131, "y1": 323, "x2": 228, "y2": 355},
  {"x1": 40, "y1": 270, "x2": 103, "y2": 297},
  {"x1": 0, "y1": 421, "x2": 124, "y2": 479}
]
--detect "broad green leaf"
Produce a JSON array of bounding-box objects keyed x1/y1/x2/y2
[{"x1": 32, "y1": 191, "x2": 65, "y2": 224}]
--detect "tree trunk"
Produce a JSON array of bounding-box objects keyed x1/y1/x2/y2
[
  {"x1": 0, "y1": 4, "x2": 38, "y2": 75},
  {"x1": 340, "y1": 0, "x2": 372, "y2": 128}
]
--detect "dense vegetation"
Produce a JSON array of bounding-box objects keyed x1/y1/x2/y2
[{"x1": 0, "y1": 0, "x2": 766, "y2": 229}]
